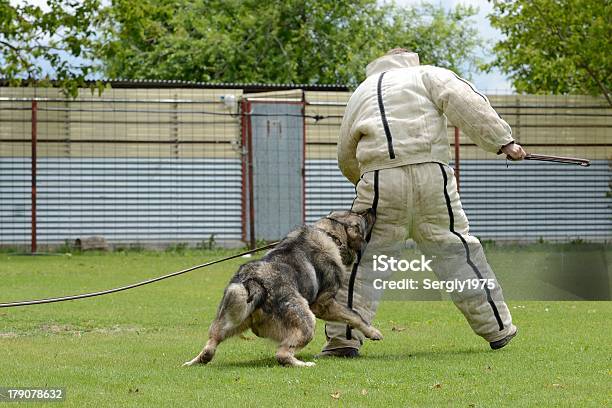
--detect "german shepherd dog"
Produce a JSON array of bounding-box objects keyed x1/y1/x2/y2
[{"x1": 183, "y1": 210, "x2": 382, "y2": 367}]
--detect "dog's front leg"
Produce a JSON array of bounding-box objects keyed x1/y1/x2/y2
[
  {"x1": 276, "y1": 343, "x2": 316, "y2": 368},
  {"x1": 311, "y1": 298, "x2": 383, "y2": 340}
]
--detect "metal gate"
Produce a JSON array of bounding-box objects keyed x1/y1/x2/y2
[{"x1": 241, "y1": 98, "x2": 305, "y2": 246}]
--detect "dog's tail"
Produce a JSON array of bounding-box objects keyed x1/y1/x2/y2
[
  {"x1": 243, "y1": 278, "x2": 266, "y2": 306},
  {"x1": 218, "y1": 279, "x2": 265, "y2": 325}
]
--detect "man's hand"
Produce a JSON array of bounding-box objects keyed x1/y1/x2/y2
[{"x1": 502, "y1": 142, "x2": 527, "y2": 161}]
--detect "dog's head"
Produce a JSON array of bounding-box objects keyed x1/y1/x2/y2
[{"x1": 314, "y1": 209, "x2": 376, "y2": 265}]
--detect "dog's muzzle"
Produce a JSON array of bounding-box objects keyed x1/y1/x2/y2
[{"x1": 362, "y1": 208, "x2": 376, "y2": 237}]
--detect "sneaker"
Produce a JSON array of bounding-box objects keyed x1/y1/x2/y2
[
  {"x1": 490, "y1": 328, "x2": 518, "y2": 350},
  {"x1": 314, "y1": 347, "x2": 360, "y2": 359}
]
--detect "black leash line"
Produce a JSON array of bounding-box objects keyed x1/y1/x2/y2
[{"x1": 0, "y1": 242, "x2": 278, "y2": 308}]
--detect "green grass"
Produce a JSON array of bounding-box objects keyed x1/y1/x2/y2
[{"x1": 0, "y1": 248, "x2": 610, "y2": 407}]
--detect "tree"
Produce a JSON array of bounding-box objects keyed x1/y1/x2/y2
[
  {"x1": 1, "y1": 0, "x2": 482, "y2": 90},
  {"x1": 486, "y1": 0, "x2": 611, "y2": 105},
  {"x1": 98, "y1": 0, "x2": 482, "y2": 84},
  {"x1": 0, "y1": 0, "x2": 106, "y2": 95}
]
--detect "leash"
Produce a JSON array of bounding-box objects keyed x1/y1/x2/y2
[{"x1": 0, "y1": 242, "x2": 278, "y2": 308}]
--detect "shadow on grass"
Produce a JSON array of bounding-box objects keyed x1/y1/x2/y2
[
  {"x1": 188, "y1": 357, "x2": 278, "y2": 369},
  {"x1": 194, "y1": 347, "x2": 491, "y2": 369},
  {"x1": 348, "y1": 347, "x2": 488, "y2": 362}
]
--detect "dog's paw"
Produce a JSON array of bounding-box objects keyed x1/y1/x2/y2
[
  {"x1": 367, "y1": 327, "x2": 383, "y2": 341},
  {"x1": 182, "y1": 357, "x2": 201, "y2": 367},
  {"x1": 286, "y1": 360, "x2": 316, "y2": 367}
]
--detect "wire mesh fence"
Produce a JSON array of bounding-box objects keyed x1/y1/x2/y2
[
  {"x1": 0, "y1": 86, "x2": 245, "y2": 250},
  {"x1": 0, "y1": 84, "x2": 610, "y2": 251}
]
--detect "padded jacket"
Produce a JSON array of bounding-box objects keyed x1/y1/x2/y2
[{"x1": 337, "y1": 52, "x2": 514, "y2": 185}]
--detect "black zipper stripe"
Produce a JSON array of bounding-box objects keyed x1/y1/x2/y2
[
  {"x1": 377, "y1": 72, "x2": 396, "y2": 159},
  {"x1": 437, "y1": 163, "x2": 504, "y2": 331},
  {"x1": 451, "y1": 72, "x2": 488, "y2": 103},
  {"x1": 346, "y1": 170, "x2": 379, "y2": 340},
  {"x1": 451, "y1": 72, "x2": 505, "y2": 121}
]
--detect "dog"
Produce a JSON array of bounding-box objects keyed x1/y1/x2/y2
[{"x1": 183, "y1": 209, "x2": 382, "y2": 367}]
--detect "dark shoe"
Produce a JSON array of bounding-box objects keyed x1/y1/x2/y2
[
  {"x1": 314, "y1": 348, "x2": 359, "y2": 359},
  {"x1": 490, "y1": 328, "x2": 518, "y2": 350}
]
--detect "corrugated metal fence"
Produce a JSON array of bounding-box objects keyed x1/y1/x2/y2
[{"x1": 0, "y1": 157, "x2": 242, "y2": 244}]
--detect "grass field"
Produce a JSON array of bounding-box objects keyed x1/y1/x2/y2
[{"x1": 0, "y1": 247, "x2": 610, "y2": 407}]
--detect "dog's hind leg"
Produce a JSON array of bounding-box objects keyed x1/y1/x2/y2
[
  {"x1": 183, "y1": 318, "x2": 249, "y2": 366},
  {"x1": 183, "y1": 283, "x2": 256, "y2": 367},
  {"x1": 274, "y1": 298, "x2": 317, "y2": 367}
]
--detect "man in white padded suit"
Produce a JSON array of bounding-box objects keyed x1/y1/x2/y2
[{"x1": 318, "y1": 48, "x2": 525, "y2": 358}]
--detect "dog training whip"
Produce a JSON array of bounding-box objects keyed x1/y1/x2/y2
[
  {"x1": 0, "y1": 242, "x2": 278, "y2": 308},
  {"x1": 523, "y1": 153, "x2": 590, "y2": 167}
]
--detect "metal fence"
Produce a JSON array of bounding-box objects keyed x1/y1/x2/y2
[{"x1": 0, "y1": 84, "x2": 610, "y2": 250}]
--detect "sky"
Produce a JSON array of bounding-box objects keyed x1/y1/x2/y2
[
  {"x1": 14, "y1": 0, "x2": 513, "y2": 92},
  {"x1": 394, "y1": 0, "x2": 513, "y2": 92}
]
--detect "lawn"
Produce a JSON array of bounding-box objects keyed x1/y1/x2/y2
[{"x1": 0, "y1": 247, "x2": 610, "y2": 407}]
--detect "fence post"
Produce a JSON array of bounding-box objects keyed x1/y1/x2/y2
[
  {"x1": 247, "y1": 101, "x2": 256, "y2": 249},
  {"x1": 31, "y1": 100, "x2": 37, "y2": 254},
  {"x1": 301, "y1": 90, "x2": 306, "y2": 224},
  {"x1": 454, "y1": 126, "x2": 460, "y2": 192},
  {"x1": 240, "y1": 99, "x2": 256, "y2": 249}
]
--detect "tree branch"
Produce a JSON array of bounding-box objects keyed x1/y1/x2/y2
[
  {"x1": 0, "y1": 39, "x2": 33, "y2": 69},
  {"x1": 580, "y1": 63, "x2": 611, "y2": 106}
]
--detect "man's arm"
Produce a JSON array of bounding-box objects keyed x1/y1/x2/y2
[
  {"x1": 337, "y1": 112, "x2": 361, "y2": 185},
  {"x1": 423, "y1": 66, "x2": 526, "y2": 159}
]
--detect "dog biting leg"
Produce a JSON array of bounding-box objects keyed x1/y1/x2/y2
[{"x1": 182, "y1": 211, "x2": 376, "y2": 367}]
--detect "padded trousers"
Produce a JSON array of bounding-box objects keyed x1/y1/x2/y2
[{"x1": 323, "y1": 162, "x2": 516, "y2": 350}]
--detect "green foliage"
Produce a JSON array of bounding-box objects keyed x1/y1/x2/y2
[
  {"x1": 165, "y1": 242, "x2": 189, "y2": 253},
  {"x1": 486, "y1": 0, "x2": 611, "y2": 104},
  {"x1": 1, "y1": 0, "x2": 482, "y2": 92},
  {"x1": 99, "y1": 0, "x2": 482, "y2": 84},
  {"x1": 196, "y1": 234, "x2": 217, "y2": 250},
  {"x1": 0, "y1": 0, "x2": 107, "y2": 96},
  {"x1": 56, "y1": 239, "x2": 78, "y2": 254}
]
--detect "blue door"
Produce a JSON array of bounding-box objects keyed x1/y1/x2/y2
[{"x1": 243, "y1": 101, "x2": 304, "y2": 243}]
